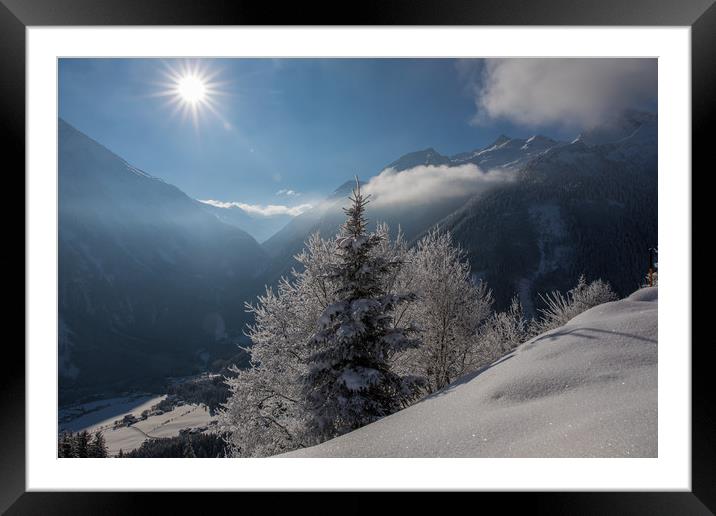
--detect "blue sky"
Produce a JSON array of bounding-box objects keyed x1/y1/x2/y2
[{"x1": 59, "y1": 58, "x2": 657, "y2": 211}]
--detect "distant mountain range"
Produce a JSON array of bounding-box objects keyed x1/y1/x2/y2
[
  {"x1": 390, "y1": 133, "x2": 563, "y2": 172},
  {"x1": 195, "y1": 200, "x2": 293, "y2": 243},
  {"x1": 58, "y1": 110, "x2": 656, "y2": 402},
  {"x1": 263, "y1": 110, "x2": 656, "y2": 314}
]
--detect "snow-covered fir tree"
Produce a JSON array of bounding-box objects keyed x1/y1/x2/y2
[
  {"x1": 219, "y1": 219, "x2": 414, "y2": 456},
  {"x1": 302, "y1": 181, "x2": 422, "y2": 441}
]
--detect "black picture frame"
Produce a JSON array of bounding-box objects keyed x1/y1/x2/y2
[{"x1": 3, "y1": 0, "x2": 710, "y2": 513}]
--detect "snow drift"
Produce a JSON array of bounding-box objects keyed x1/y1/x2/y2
[{"x1": 283, "y1": 288, "x2": 657, "y2": 458}]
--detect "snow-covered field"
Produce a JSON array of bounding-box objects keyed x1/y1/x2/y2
[
  {"x1": 59, "y1": 394, "x2": 216, "y2": 456},
  {"x1": 283, "y1": 287, "x2": 658, "y2": 458},
  {"x1": 133, "y1": 404, "x2": 213, "y2": 439},
  {"x1": 59, "y1": 394, "x2": 165, "y2": 434},
  {"x1": 101, "y1": 403, "x2": 215, "y2": 456}
]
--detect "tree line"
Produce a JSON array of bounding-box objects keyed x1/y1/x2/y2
[
  {"x1": 123, "y1": 432, "x2": 229, "y2": 458},
  {"x1": 58, "y1": 430, "x2": 108, "y2": 458}
]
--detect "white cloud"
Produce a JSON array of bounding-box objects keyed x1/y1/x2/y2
[
  {"x1": 200, "y1": 199, "x2": 240, "y2": 209},
  {"x1": 276, "y1": 189, "x2": 301, "y2": 197},
  {"x1": 199, "y1": 199, "x2": 313, "y2": 217},
  {"x1": 466, "y1": 58, "x2": 657, "y2": 129},
  {"x1": 238, "y1": 202, "x2": 313, "y2": 217},
  {"x1": 363, "y1": 163, "x2": 513, "y2": 208}
]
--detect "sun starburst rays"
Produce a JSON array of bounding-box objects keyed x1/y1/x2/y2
[{"x1": 154, "y1": 61, "x2": 228, "y2": 130}]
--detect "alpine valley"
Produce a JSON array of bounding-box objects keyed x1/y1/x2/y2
[{"x1": 58, "y1": 110, "x2": 656, "y2": 403}]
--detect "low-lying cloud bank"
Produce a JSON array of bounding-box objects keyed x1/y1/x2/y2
[
  {"x1": 463, "y1": 58, "x2": 657, "y2": 129},
  {"x1": 200, "y1": 199, "x2": 313, "y2": 217},
  {"x1": 363, "y1": 163, "x2": 514, "y2": 208},
  {"x1": 201, "y1": 163, "x2": 512, "y2": 217}
]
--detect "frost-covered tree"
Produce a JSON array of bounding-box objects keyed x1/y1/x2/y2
[
  {"x1": 303, "y1": 182, "x2": 422, "y2": 441},
  {"x1": 219, "y1": 217, "x2": 415, "y2": 456},
  {"x1": 534, "y1": 275, "x2": 618, "y2": 333},
  {"x1": 218, "y1": 232, "x2": 338, "y2": 457},
  {"x1": 476, "y1": 296, "x2": 528, "y2": 364},
  {"x1": 642, "y1": 270, "x2": 658, "y2": 288},
  {"x1": 392, "y1": 229, "x2": 493, "y2": 393}
]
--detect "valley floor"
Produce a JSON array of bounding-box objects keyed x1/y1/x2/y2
[
  {"x1": 59, "y1": 392, "x2": 217, "y2": 456},
  {"x1": 283, "y1": 287, "x2": 658, "y2": 458}
]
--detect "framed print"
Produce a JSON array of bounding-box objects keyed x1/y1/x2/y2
[{"x1": 4, "y1": 0, "x2": 711, "y2": 513}]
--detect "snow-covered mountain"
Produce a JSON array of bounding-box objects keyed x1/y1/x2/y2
[
  {"x1": 59, "y1": 119, "x2": 267, "y2": 402},
  {"x1": 196, "y1": 200, "x2": 293, "y2": 243},
  {"x1": 260, "y1": 168, "x2": 483, "y2": 287},
  {"x1": 283, "y1": 287, "x2": 658, "y2": 458},
  {"x1": 577, "y1": 110, "x2": 657, "y2": 146},
  {"x1": 260, "y1": 111, "x2": 657, "y2": 312},
  {"x1": 385, "y1": 147, "x2": 453, "y2": 170},
  {"x1": 262, "y1": 133, "x2": 568, "y2": 270},
  {"x1": 262, "y1": 180, "x2": 360, "y2": 252},
  {"x1": 442, "y1": 111, "x2": 657, "y2": 312},
  {"x1": 450, "y1": 133, "x2": 564, "y2": 170},
  {"x1": 385, "y1": 134, "x2": 565, "y2": 173}
]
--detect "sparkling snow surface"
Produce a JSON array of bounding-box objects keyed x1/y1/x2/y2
[{"x1": 284, "y1": 288, "x2": 658, "y2": 457}]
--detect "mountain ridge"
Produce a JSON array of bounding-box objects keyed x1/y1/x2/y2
[
  {"x1": 59, "y1": 118, "x2": 266, "y2": 402},
  {"x1": 259, "y1": 110, "x2": 657, "y2": 312}
]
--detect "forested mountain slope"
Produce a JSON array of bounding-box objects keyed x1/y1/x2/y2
[
  {"x1": 262, "y1": 111, "x2": 657, "y2": 313},
  {"x1": 59, "y1": 119, "x2": 266, "y2": 402}
]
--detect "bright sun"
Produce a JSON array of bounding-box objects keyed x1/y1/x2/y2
[
  {"x1": 177, "y1": 75, "x2": 206, "y2": 103},
  {"x1": 155, "y1": 61, "x2": 226, "y2": 129}
]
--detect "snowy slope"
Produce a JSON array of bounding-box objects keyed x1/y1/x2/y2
[{"x1": 283, "y1": 288, "x2": 657, "y2": 458}]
